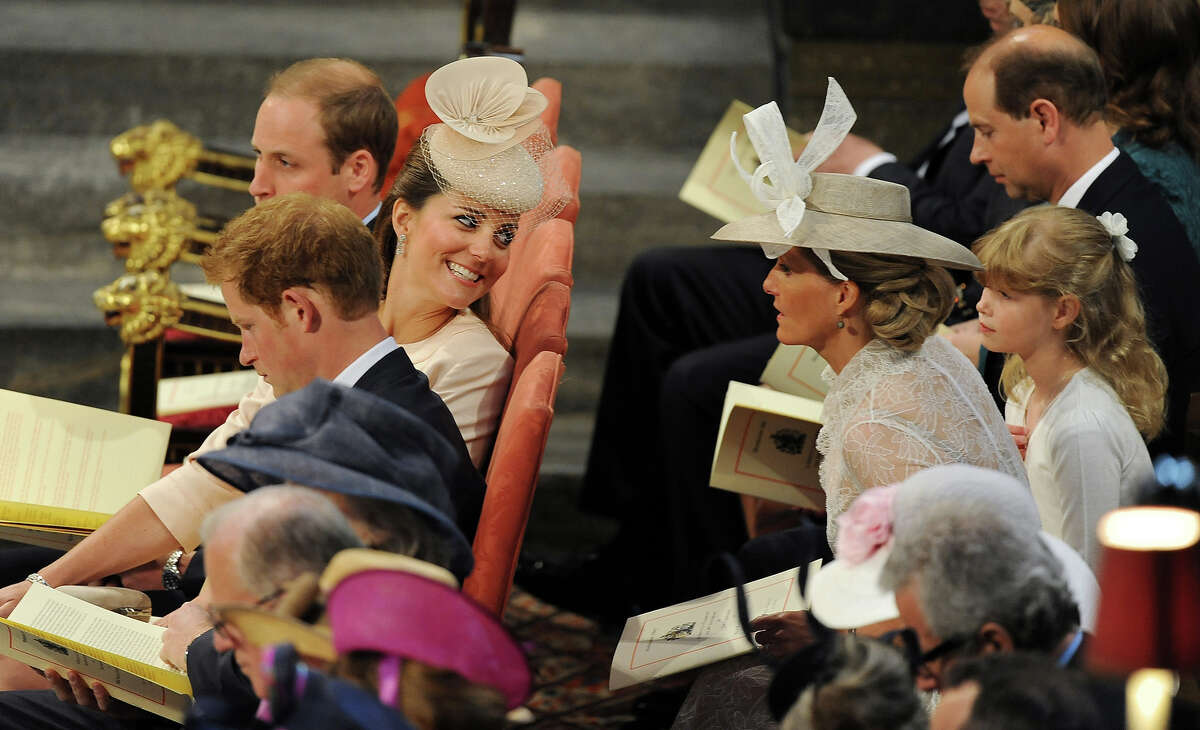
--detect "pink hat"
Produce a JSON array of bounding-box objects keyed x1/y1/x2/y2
[{"x1": 325, "y1": 557, "x2": 530, "y2": 710}]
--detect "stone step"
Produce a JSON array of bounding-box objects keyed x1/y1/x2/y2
[
  {"x1": 2, "y1": 48, "x2": 965, "y2": 155},
  {"x1": 0, "y1": 1, "x2": 769, "y2": 65},
  {"x1": 1, "y1": 51, "x2": 769, "y2": 151}
]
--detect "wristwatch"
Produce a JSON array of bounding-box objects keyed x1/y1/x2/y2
[{"x1": 162, "y1": 550, "x2": 184, "y2": 591}]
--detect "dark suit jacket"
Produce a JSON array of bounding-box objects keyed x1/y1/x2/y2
[
  {"x1": 869, "y1": 113, "x2": 1010, "y2": 246},
  {"x1": 180, "y1": 347, "x2": 486, "y2": 597},
  {"x1": 186, "y1": 629, "x2": 260, "y2": 725},
  {"x1": 1075, "y1": 152, "x2": 1200, "y2": 456},
  {"x1": 349, "y1": 346, "x2": 486, "y2": 541}
]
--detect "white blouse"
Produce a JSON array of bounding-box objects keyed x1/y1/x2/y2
[
  {"x1": 819, "y1": 336, "x2": 1027, "y2": 548},
  {"x1": 1006, "y1": 369, "x2": 1153, "y2": 568}
]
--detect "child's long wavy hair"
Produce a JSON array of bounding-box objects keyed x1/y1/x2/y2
[{"x1": 972, "y1": 206, "x2": 1167, "y2": 439}]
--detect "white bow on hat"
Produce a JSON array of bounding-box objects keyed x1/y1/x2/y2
[{"x1": 729, "y1": 77, "x2": 857, "y2": 280}]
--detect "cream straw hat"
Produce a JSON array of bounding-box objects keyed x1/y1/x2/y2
[{"x1": 711, "y1": 78, "x2": 982, "y2": 277}]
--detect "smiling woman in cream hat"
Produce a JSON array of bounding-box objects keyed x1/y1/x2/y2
[
  {"x1": 375, "y1": 56, "x2": 570, "y2": 467},
  {"x1": 717, "y1": 80, "x2": 1026, "y2": 549}
]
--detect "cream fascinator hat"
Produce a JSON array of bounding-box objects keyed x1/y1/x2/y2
[
  {"x1": 418, "y1": 56, "x2": 568, "y2": 224},
  {"x1": 711, "y1": 78, "x2": 981, "y2": 279}
]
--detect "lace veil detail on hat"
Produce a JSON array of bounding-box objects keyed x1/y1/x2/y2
[{"x1": 417, "y1": 57, "x2": 570, "y2": 234}]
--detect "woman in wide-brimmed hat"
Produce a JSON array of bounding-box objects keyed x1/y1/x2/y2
[{"x1": 713, "y1": 80, "x2": 1027, "y2": 550}]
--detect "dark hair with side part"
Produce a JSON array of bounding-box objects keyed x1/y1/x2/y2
[
  {"x1": 375, "y1": 148, "x2": 443, "y2": 292},
  {"x1": 979, "y1": 31, "x2": 1108, "y2": 126},
  {"x1": 267, "y1": 58, "x2": 399, "y2": 192},
  {"x1": 374, "y1": 150, "x2": 498, "y2": 332},
  {"x1": 201, "y1": 192, "x2": 383, "y2": 321},
  {"x1": 1058, "y1": 0, "x2": 1200, "y2": 159}
]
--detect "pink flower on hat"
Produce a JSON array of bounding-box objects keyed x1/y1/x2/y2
[{"x1": 836, "y1": 484, "x2": 897, "y2": 564}]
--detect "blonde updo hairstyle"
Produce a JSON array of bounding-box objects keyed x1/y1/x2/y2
[
  {"x1": 804, "y1": 248, "x2": 957, "y2": 352},
  {"x1": 973, "y1": 206, "x2": 1167, "y2": 439}
]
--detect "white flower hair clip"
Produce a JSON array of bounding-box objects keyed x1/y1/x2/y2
[
  {"x1": 728, "y1": 78, "x2": 857, "y2": 280},
  {"x1": 1097, "y1": 211, "x2": 1137, "y2": 262}
]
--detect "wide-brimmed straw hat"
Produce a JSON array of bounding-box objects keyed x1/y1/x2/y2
[
  {"x1": 196, "y1": 380, "x2": 476, "y2": 581},
  {"x1": 214, "y1": 549, "x2": 531, "y2": 710},
  {"x1": 711, "y1": 78, "x2": 981, "y2": 277},
  {"x1": 713, "y1": 173, "x2": 982, "y2": 271},
  {"x1": 418, "y1": 56, "x2": 568, "y2": 223}
]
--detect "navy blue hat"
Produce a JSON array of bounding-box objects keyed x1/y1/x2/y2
[{"x1": 197, "y1": 380, "x2": 473, "y2": 580}]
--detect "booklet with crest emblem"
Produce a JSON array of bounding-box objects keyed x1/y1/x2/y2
[
  {"x1": 710, "y1": 380, "x2": 824, "y2": 511},
  {"x1": 0, "y1": 582, "x2": 191, "y2": 721},
  {"x1": 609, "y1": 560, "x2": 822, "y2": 690},
  {"x1": 0, "y1": 388, "x2": 170, "y2": 541}
]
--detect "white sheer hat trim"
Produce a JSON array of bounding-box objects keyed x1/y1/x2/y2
[
  {"x1": 416, "y1": 56, "x2": 568, "y2": 225},
  {"x1": 712, "y1": 77, "x2": 982, "y2": 273}
]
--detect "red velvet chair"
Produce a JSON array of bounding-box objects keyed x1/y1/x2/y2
[
  {"x1": 505, "y1": 280, "x2": 570, "y2": 407},
  {"x1": 551, "y1": 145, "x2": 582, "y2": 224},
  {"x1": 490, "y1": 219, "x2": 574, "y2": 344},
  {"x1": 463, "y1": 350, "x2": 564, "y2": 615},
  {"x1": 532, "y1": 78, "x2": 562, "y2": 145}
]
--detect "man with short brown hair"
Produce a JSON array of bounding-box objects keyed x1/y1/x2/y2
[
  {"x1": 249, "y1": 58, "x2": 398, "y2": 226},
  {"x1": 0, "y1": 193, "x2": 483, "y2": 622}
]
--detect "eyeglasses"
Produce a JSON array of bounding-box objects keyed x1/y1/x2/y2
[
  {"x1": 207, "y1": 587, "x2": 284, "y2": 644},
  {"x1": 880, "y1": 628, "x2": 971, "y2": 679}
]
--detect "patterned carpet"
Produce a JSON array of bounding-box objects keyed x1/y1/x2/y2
[{"x1": 504, "y1": 588, "x2": 697, "y2": 728}]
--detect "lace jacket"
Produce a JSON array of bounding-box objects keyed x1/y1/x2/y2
[{"x1": 818, "y1": 336, "x2": 1027, "y2": 548}]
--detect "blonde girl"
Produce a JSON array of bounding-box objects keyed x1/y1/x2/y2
[{"x1": 973, "y1": 205, "x2": 1167, "y2": 566}]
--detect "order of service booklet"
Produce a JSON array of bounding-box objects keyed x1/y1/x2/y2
[
  {"x1": 156, "y1": 369, "x2": 259, "y2": 417},
  {"x1": 758, "y1": 344, "x2": 831, "y2": 400},
  {"x1": 0, "y1": 582, "x2": 191, "y2": 721},
  {"x1": 710, "y1": 345, "x2": 829, "y2": 509},
  {"x1": 678, "y1": 99, "x2": 810, "y2": 224},
  {"x1": 0, "y1": 388, "x2": 171, "y2": 545},
  {"x1": 609, "y1": 560, "x2": 822, "y2": 690}
]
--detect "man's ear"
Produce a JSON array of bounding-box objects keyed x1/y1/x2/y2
[
  {"x1": 976, "y1": 622, "x2": 1016, "y2": 654},
  {"x1": 341, "y1": 149, "x2": 376, "y2": 196},
  {"x1": 1029, "y1": 98, "x2": 1061, "y2": 145},
  {"x1": 1052, "y1": 294, "x2": 1081, "y2": 331},
  {"x1": 281, "y1": 287, "x2": 322, "y2": 333}
]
